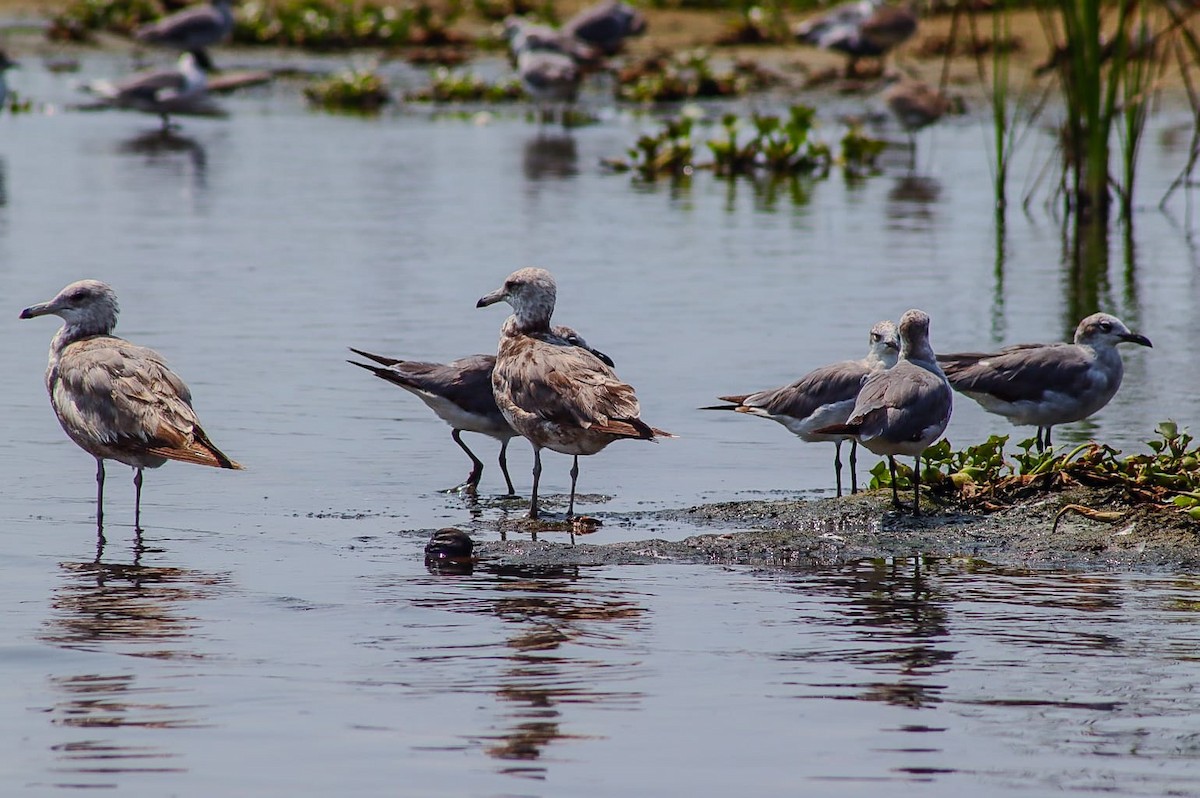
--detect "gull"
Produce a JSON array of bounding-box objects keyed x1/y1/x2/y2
[
  {"x1": 816, "y1": 309, "x2": 951, "y2": 515},
  {"x1": 884, "y1": 78, "x2": 950, "y2": 156},
  {"x1": 516, "y1": 47, "x2": 581, "y2": 125},
  {"x1": 134, "y1": 0, "x2": 235, "y2": 72},
  {"x1": 477, "y1": 267, "x2": 673, "y2": 520},
  {"x1": 347, "y1": 327, "x2": 613, "y2": 495},
  {"x1": 20, "y1": 280, "x2": 242, "y2": 535},
  {"x1": 562, "y1": 1, "x2": 647, "y2": 56},
  {"x1": 0, "y1": 51, "x2": 17, "y2": 112},
  {"x1": 84, "y1": 53, "x2": 223, "y2": 131},
  {"x1": 502, "y1": 16, "x2": 599, "y2": 67},
  {"x1": 937, "y1": 312, "x2": 1152, "y2": 452},
  {"x1": 794, "y1": 0, "x2": 917, "y2": 77},
  {"x1": 703, "y1": 320, "x2": 900, "y2": 497}
]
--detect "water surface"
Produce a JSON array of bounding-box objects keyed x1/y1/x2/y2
[{"x1": 1, "y1": 50, "x2": 1199, "y2": 795}]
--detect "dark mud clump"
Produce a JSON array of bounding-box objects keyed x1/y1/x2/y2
[{"x1": 476, "y1": 487, "x2": 1200, "y2": 570}]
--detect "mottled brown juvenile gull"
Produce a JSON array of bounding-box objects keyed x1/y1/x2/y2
[
  {"x1": 703, "y1": 320, "x2": 900, "y2": 497},
  {"x1": 20, "y1": 280, "x2": 242, "y2": 534},
  {"x1": 817, "y1": 309, "x2": 951, "y2": 515},
  {"x1": 134, "y1": 0, "x2": 234, "y2": 72},
  {"x1": 937, "y1": 313, "x2": 1151, "y2": 452},
  {"x1": 503, "y1": 16, "x2": 600, "y2": 67},
  {"x1": 794, "y1": 0, "x2": 917, "y2": 77},
  {"x1": 477, "y1": 267, "x2": 673, "y2": 520},
  {"x1": 85, "y1": 53, "x2": 222, "y2": 131},
  {"x1": 347, "y1": 327, "x2": 613, "y2": 495},
  {"x1": 885, "y1": 78, "x2": 950, "y2": 157}
]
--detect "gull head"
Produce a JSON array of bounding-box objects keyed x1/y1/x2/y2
[
  {"x1": 1075, "y1": 313, "x2": 1152, "y2": 349},
  {"x1": 20, "y1": 279, "x2": 120, "y2": 336},
  {"x1": 867, "y1": 319, "x2": 901, "y2": 365},
  {"x1": 477, "y1": 267, "x2": 557, "y2": 331},
  {"x1": 898, "y1": 308, "x2": 935, "y2": 361},
  {"x1": 556, "y1": 324, "x2": 615, "y2": 368}
]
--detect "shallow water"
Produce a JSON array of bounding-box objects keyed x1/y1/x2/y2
[{"x1": 1, "y1": 49, "x2": 1200, "y2": 794}]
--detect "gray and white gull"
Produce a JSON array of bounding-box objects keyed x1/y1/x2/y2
[
  {"x1": 937, "y1": 312, "x2": 1151, "y2": 452},
  {"x1": 84, "y1": 53, "x2": 222, "y2": 130},
  {"x1": 477, "y1": 267, "x2": 673, "y2": 520},
  {"x1": 20, "y1": 280, "x2": 242, "y2": 535},
  {"x1": 817, "y1": 309, "x2": 951, "y2": 515},
  {"x1": 794, "y1": 0, "x2": 917, "y2": 77},
  {"x1": 347, "y1": 327, "x2": 613, "y2": 495},
  {"x1": 135, "y1": 0, "x2": 235, "y2": 72},
  {"x1": 703, "y1": 320, "x2": 900, "y2": 497}
]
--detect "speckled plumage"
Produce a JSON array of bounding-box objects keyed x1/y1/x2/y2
[
  {"x1": 477, "y1": 267, "x2": 671, "y2": 519},
  {"x1": 347, "y1": 326, "x2": 612, "y2": 495},
  {"x1": 20, "y1": 279, "x2": 241, "y2": 533}
]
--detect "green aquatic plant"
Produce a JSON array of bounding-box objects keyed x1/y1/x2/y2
[
  {"x1": 615, "y1": 50, "x2": 779, "y2": 103},
  {"x1": 48, "y1": 0, "x2": 464, "y2": 48},
  {"x1": 303, "y1": 68, "x2": 390, "y2": 111},
  {"x1": 606, "y1": 106, "x2": 882, "y2": 182},
  {"x1": 869, "y1": 423, "x2": 1200, "y2": 521},
  {"x1": 405, "y1": 68, "x2": 525, "y2": 102},
  {"x1": 604, "y1": 116, "x2": 698, "y2": 181}
]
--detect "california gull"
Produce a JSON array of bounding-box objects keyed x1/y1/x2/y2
[
  {"x1": 561, "y1": 1, "x2": 646, "y2": 56},
  {"x1": 20, "y1": 280, "x2": 242, "y2": 534},
  {"x1": 937, "y1": 312, "x2": 1151, "y2": 452},
  {"x1": 477, "y1": 267, "x2": 672, "y2": 520},
  {"x1": 703, "y1": 320, "x2": 900, "y2": 497}
]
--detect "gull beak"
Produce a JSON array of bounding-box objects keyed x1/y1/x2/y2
[
  {"x1": 19, "y1": 300, "x2": 55, "y2": 319},
  {"x1": 476, "y1": 287, "x2": 506, "y2": 308},
  {"x1": 1121, "y1": 332, "x2": 1152, "y2": 348},
  {"x1": 589, "y1": 347, "x2": 615, "y2": 368}
]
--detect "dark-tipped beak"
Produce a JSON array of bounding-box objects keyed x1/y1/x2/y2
[
  {"x1": 19, "y1": 302, "x2": 52, "y2": 319},
  {"x1": 590, "y1": 347, "x2": 615, "y2": 368},
  {"x1": 476, "y1": 288, "x2": 505, "y2": 308},
  {"x1": 1121, "y1": 332, "x2": 1152, "y2": 348}
]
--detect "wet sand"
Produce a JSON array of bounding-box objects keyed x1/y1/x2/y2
[{"x1": 477, "y1": 486, "x2": 1200, "y2": 570}]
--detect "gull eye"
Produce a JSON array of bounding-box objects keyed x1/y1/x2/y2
[
  {"x1": 871, "y1": 333, "x2": 881, "y2": 342},
  {"x1": 1099, "y1": 320, "x2": 1113, "y2": 333}
]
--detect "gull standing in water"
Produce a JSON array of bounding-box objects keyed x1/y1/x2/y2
[
  {"x1": 84, "y1": 53, "x2": 222, "y2": 130},
  {"x1": 794, "y1": 0, "x2": 917, "y2": 77},
  {"x1": 937, "y1": 313, "x2": 1151, "y2": 452},
  {"x1": 816, "y1": 309, "x2": 951, "y2": 515},
  {"x1": 20, "y1": 280, "x2": 242, "y2": 536},
  {"x1": 135, "y1": 0, "x2": 235, "y2": 72},
  {"x1": 477, "y1": 268, "x2": 672, "y2": 520},
  {"x1": 703, "y1": 320, "x2": 900, "y2": 497},
  {"x1": 347, "y1": 326, "x2": 613, "y2": 495}
]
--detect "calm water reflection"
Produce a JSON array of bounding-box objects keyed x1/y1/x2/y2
[{"x1": 2, "y1": 51, "x2": 1200, "y2": 796}]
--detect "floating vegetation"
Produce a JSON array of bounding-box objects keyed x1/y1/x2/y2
[
  {"x1": 4, "y1": 91, "x2": 35, "y2": 115},
  {"x1": 48, "y1": 0, "x2": 466, "y2": 48},
  {"x1": 615, "y1": 50, "x2": 780, "y2": 103},
  {"x1": 603, "y1": 106, "x2": 884, "y2": 182},
  {"x1": 303, "y1": 68, "x2": 390, "y2": 111},
  {"x1": 405, "y1": 67, "x2": 525, "y2": 102},
  {"x1": 713, "y1": 3, "x2": 790, "y2": 46},
  {"x1": 871, "y1": 423, "x2": 1200, "y2": 521}
]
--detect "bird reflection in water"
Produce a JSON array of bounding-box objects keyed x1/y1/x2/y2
[
  {"x1": 0, "y1": 156, "x2": 8, "y2": 207},
  {"x1": 405, "y1": 562, "x2": 645, "y2": 776},
  {"x1": 523, "y1": 133, "x2": 578, "y2": 182},
  {"x1": 781, "y1": 556, "x2": 952, "y2": 710},
  {"x1": 425, "y1": 528, "x2": 475, "y2": 575},
  {"x1": 886, "y1": 175, "x2": 941, "y2": 228},
  {"x1": 117, "y1": 129, "x2": 209, "y2": 192},
  {"x1": 39, "y1": 548, "x2": 227, "y2": 787}
]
